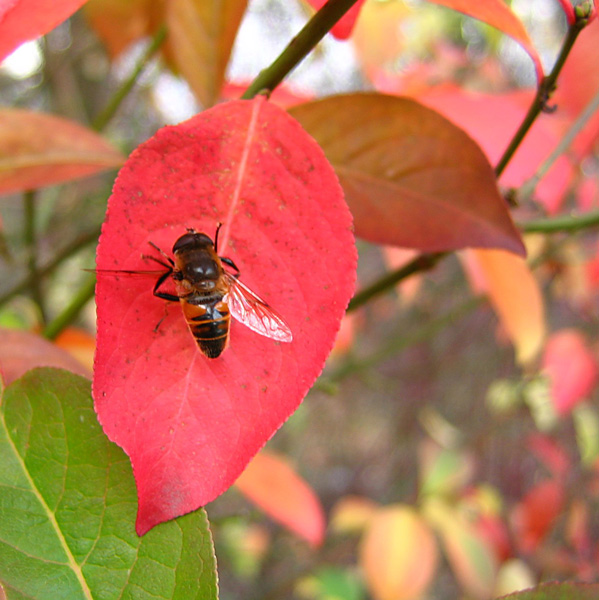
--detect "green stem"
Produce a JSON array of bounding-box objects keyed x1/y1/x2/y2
[
  {"x1": 495, "y1": 10, "x2": 590, "y2": 177},
  {"x1": 330, "y1": 295, "x2": 484, "y2": 382},
  {"x1": 0, "y1": 227, "x2": 101, "y2": 307},
  {"x1": 347, "y1": 252, "x2": 446, "y2": 312},
  {"x1": 23, "y1": 190, "x2": 47, "y2": 322},
  {"x1": 92, "y1": 24, "x2": 167, "y2": 131},
  {"x1": 43, "y1": 274, "x2": 96, "y2": 340},
  {"x1": 520, "y1": 210, "x2": 599, "y2": 234},
  {"x1": 241, "y1": 0, "x2": 361, "y2": 99}
]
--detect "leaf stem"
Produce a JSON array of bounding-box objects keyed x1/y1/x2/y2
[
  {"x1": 0, "y1": 227, "x2": 101, "y2": 307},
  {"x1": 43, "y1": 274, "x2": 96, "y2": 340},
  {"x1": 495, "y1": 8, "x2": 591, "y2": 177},
  {"x1": 347, "y1": 252, "x2": 446, "y2": 312},
  {"x1": 241, "y1": 0, "x2": 361, "y2": 99},
  {"x1": 520, "y1": 210, "x2": 599, "y2": 234},
  {"x1": 92, "y1": 24, "x2": 167, "y2": 132},
  {"x1": 23, "y1": 190, "x2": 46, "y2": 322}
]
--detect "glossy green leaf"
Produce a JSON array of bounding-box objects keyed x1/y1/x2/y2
[
  {"x1": 0, "y1": 368, "x2": 218, "y2": 600},
  {"x1": 496, "y1": 582, "x2": 599, "y2": 599}
]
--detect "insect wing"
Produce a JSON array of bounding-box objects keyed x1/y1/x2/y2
[{"x1": 225, "y1": 274, "x2": 293, "y2": 343}]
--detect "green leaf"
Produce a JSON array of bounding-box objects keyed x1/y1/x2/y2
[
  {"x1": 496, "y1": 582, "x2": 599, "y2": 599},
  {"x1": 0, "y1": 368, "x2": 218, "y2": 600}
]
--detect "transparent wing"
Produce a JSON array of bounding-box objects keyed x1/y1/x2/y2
[{"x1": 224, "y1": 273, "x2": 293, "y2": 343}]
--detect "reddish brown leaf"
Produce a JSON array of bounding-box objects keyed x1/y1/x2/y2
[
  {"x1": 360, "y1": 505, "x2": 438, "y2": 600},
  {"x1": 0, "y1": 109, "x2": 124, "y2": 195},
  {"x1": 93, "y1": 96, "x2": 356, "y2": 535},
  {"x1": 0, "y1": 328, "x2": 91, "y2": 384},
  {"x1": 416, "y1": 88, "x2": 573, "y2": 214},
  {"x1": 426, "y1": 0, "x2": 543, "y2": 81},
  {"x1": 542, "y1": 329, "x2": 598, "y2": 415},
  {"x1": 290, "y1": 93, "x2": 525, "y2": 256},
  {"x1": 0, "y1": 0, "x2": 88, "y2": 62},
  {"x1": 235, "y1": 451, "x2": 325, "y2": 546}
]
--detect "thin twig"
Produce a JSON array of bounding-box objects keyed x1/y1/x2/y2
[
  {"x1": 520, "y1": 210, "x2": 599, "y2": 234},
  {"x1": 0, "y1": 227, "x2": 101, "y2": 307},
  {"x1": 495, "y1": 7, "x2": 592, "y2": 177},
  {"x1": 23, "y1": 190, "x2": 47, "y2": 322},
  {"x1": 43, "y1": 274, "x2": 96, "y2": 340},
  {"x1": 92, "y1": 24, "x2": 167, "y2": 132},
  {"x1": 520, "y1": 87, "x2": 599, "y2": 200},
  {"x1": 242, "y1": 0, "x2": 361, "y2": 99}
]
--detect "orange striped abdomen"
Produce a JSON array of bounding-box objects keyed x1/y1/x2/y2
[{"x1": 181, "y1": 298, "x2": 230, "y2": 358}]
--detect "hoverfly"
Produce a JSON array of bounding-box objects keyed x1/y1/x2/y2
[{"x1": 100, "y1": 225, "x2": 293, "y2": 358}]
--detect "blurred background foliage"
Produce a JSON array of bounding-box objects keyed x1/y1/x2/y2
[{"x1": 1, "y1": 1, "x2": 599, "y2": 599}]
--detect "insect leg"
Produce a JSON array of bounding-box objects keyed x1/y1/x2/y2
[
  {"x1": 214, "y1": 222, "x2": 224, "y2": 254},
  {"x1": 221, "y1": 256, "x2": 240, "y2": 278},
  {"x1": 152, "y1": 269, "x2": 179, "y2": 302},
  {"x1": 147, "y1": 241, "x2": 175, "y2": 266}
]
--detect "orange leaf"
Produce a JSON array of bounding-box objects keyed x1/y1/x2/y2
[
  {"x1": 426, "y1": 0, "x2": 543, "y2": 81},
  {"x1": 235, "y1": 451, "x2": 325, "y2": 547},
  {"x1": 329, "y1": 495, "x2": 379, "y2": 534},
  {"x1": 54, "y1": 327, "x2": 96, "y2": 374},
  {"x1": 542, "y1": 329, "x2": 598, "y2": 415},
  {"x1": 465, "y1": 249, "x2": 545, "y2": 365},
  {"x1": 0, "y1": 328, "x2": 91, "y2": 384},
  {"x1": 290, "y1": 94, "x2": 525, "y2": 256},
  {"x1": 85, "y1": 0, "x2": 249, "y2": 108},
  {"x1": 0, "y1": 109, "x2": 124, "y2": 195},
  {"x1": 84, "y1": 0, "x2": 152, "y2": 58},
  {"x1": 360, "y1": 505, "x2": 438, "y2": 600}
]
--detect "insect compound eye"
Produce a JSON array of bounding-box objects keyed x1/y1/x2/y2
[{"x1": 172, "y1": 231, "x2": 214, "y2": 254}]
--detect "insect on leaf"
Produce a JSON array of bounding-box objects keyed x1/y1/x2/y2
[{"x1": 93, "y1": 96, "x2": 356, "y2": 535}]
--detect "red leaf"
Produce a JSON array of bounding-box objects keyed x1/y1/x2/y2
[
  {"x1": 93, "y1": 97, "x2": 356, "y2": 535},
  {"x1": 542, "y1": 329, "x2": 598, "y2": 415},
  {"x1": 303, "y1": 0, "x2": 367, "y2": 40},
  {"x1": 235, "y1": 451, "x2": 325, "y2": 546},
  {"x1": 290, "y1": 93, "x2": 525, "y2": 256},
  {"x1": 0, "y1": 0, "x2": 88, "y2": 63},
  {"x1": 425, "y1": 0, "x2": 543, "y2": 81},
  {"x1": 0, "y1": 109, "x2": 124, "y2": 194},
  {"x1": 511, "y1": 479, "x2": 564, "y2": 554}
]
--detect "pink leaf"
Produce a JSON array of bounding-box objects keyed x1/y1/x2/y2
[
  {"x1": 93, "y1": 97, "x2": 356, "y2": 535},
  {"x1": 0, "y1": 0, "x2": 89, "y2": 63},
  {"x1": 0, "y1": 109, "x2": 124, "y2": 194},
  {"x1": 425, "y1": 0, "x2": 543, "y2": 81},
  {"x1": 542, "y1": 329, "x2": 598, "y2": 415}
]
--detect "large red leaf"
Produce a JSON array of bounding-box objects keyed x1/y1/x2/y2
[
  {"x1": 289, "y1": 93, "x2": 525, "y2": 256},
  {"x1": 0, "y1": 0, "x2": 89, "y2": 63},
  {"x1": 93, "y1": 96, "x2": 356, "y2": 535}
]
